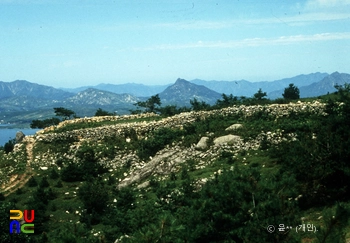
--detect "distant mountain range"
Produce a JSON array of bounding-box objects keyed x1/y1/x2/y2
[
  {"x1": 64, "y1": 88, "x2": 140, "y2": 106},
  {"x1": 61, "y1": 83, "x2": 170, "y2": 97},
  {"x1": 300, "y1": 72, "x2": 350, "y2": 98},
  {"x1": 0, "y1": 80, "x2": 74, "y2": 100},
  {"x1": 57, "y1": 72, "x2": 342, "y2": 99},
  {"x1": 267, "y1": 72, "x2": 350, "y2": 99},
  {"x1": 192, "y1": 72, "x2": 329, "y2": 98},
  {"x1": 1, "y1": 72, "x2": 349, "y2": 126},
  {"x1": 0, "y1": 82, "x2": 141, "y2": 124}
]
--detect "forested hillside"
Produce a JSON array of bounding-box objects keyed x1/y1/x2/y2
[{"x1": 1, "y1": 85, "x2": 350, "y2": 243}]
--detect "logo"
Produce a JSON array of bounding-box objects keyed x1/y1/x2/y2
[
  {"x1": 266, "y1": 225, "x2": 275, "y2": 233},
  {"x1": 9, "y1": 210, "x2": 35, "y2": 234}
]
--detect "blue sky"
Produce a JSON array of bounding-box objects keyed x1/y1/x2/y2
[{"x1": 0, "y1": 0, "x2": 349, "y2": 88}]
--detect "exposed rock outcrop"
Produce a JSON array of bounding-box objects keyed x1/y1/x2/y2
[
  {"x1": 195, "y1": 137, "x2": 209, "y2": 150},
  {"x1": 213, "y1": 134, "x2": 242, "y2": 146},
  {"x1": 225, "y1": 124, "x2": 243, "y2": 131}
]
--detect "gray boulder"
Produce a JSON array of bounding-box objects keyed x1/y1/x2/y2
[
  {"x1": 118, "y1": 150, "x2": 177, "y2": 188},
  {"x1": 225, "y1": 124, "x2": 243, "y2": 131},
  {"x1": 195, "y1": 137, "x2": 209, "y2": 150},
  {"x1": 213, "y1": 134, "x2": 241, "y2": 146},
  {"x1": 15, "y1": 131, "x2": 25, "y2": 143}
]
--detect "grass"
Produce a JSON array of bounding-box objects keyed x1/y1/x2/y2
[
  {"x1": 5, "y1": 168, "x2": 116, "y2": 238},
  {"x1": 33, "y1": 136, "x2": 77, "y2": 156},
  {"x1": 0, "y1": 145, "x2": 27, "y2": 190}
]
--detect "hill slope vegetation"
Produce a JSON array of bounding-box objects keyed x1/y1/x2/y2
[{"x1": 1, "y1": 85, "x2": 350, "y2": 242}]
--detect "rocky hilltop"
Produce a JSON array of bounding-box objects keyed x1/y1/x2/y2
[
  {"x1": 0, "y1": 100, "x2": 326, "y2": 192},
  {"x1": 2, "y1": 98, "x2": 350, "y2": 243}
]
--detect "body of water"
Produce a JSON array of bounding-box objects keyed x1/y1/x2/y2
[{"x1": 0, "y1": 128, "x2": 40, "y2": 146}]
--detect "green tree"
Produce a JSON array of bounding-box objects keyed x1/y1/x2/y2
[
  {"x1": 215, "y1": 93, "x2": 238, "y2": 108},
  {"x1": 55, "y1": 180, "x2": 63, "y2": 188},
  {"x1": 190, "y1": 98, "x2": 210, "y2": 111},
  {"x1": 95, "y1": 108, "x2": 114, "y2": 116},
  {"x1": 76, "y1": 144, "x2": 107, "y2": 178},
  {"x1": 3, "y1": 138, "x2": 15, "y2": 154},
  {"x1": 253, "y1": 88, "x2": 267, "y2": 100},
  {"x1": 30, "y1": 119, "x2": 44, "y2": 129},
  {"x1": 49, "y1": 168, "x2": 60, "y2": 179},
  {"x1": 130, "y1": 214, "x2": 185, "y2": 242},
  {"x1": 271, "y1": 84, "x2": 350, "y2": 208},
  {"x1": 54, "y1": 107, "x2": 75, "y2": 120},
  {"x1": 61, "y1": 144, "x2": 107, "y2": 182},
  {"x1": 78, "y1": 179, "x2": 109, "y2": 214},
  {"x1": 282, "y1": 83, "x2": 300, "y2": 100},
  {"x1": 39, "y1": 176, "x2": 50, "y2": 188},
  {"x1": 317, "y1": 203, "x2": 350, "y2": 243},
  {"x1": 49, "y1": 222, "x2": 98, "y2": 243},
  {"x1": 27, "y1": 176, "x2": 38, "y2": 187},
  {"x1": 158, "y1": 105, "x2": 187, "y2": 116},
  {"x1": 60, "y1": 163, "x2": 83, "y2": 182},
  {"x1": 30, "y1": 117, "x2": 60, "y2": 129},
  {"x1": 134, "y1": 94, "x2": 161, "y2": 113}
]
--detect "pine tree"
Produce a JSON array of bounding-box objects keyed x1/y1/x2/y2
[{"x1": 282, "y1": 83, "x2": 300, "y2": 100}]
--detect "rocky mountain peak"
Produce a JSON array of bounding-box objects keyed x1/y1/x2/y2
[
  {"x1": 175, "y1": 78, "x2": 190, "y2": 85},
  {"x1": 330, "y1": 71, "x2": 340, "y2": 76},
  {"x1": 159, "y1": 78, "x2": 222, "y2": 106}
]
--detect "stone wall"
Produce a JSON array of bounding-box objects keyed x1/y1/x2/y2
[
  {"x1": 34, "y1": 101, "x2": 326, "y2": 143},
  {"x1": 0, "y1": 100, "x2": 331, "y2": 191},
  {"x1": 23, "y1": 100, "x2": 329, "y2": 188}
]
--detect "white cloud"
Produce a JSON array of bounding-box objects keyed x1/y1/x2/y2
[
  {"x1": 306, "y1": 0, "x2": 350, "y2": 7},
  {"x1": 138, "y1": 32, "x2": 350, "y2": 50},
  {"x1": 154, "y1": 10, "x2": 349, "y2": 30}
]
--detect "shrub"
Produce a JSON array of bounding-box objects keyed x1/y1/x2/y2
[
  {"x1": 137, "y1": 127, "x2": 184, "y2": 161},
  {"x1": 61, "y1": 144, "x2": 107, "y2": 182},
  {"x1": 30, "y1": 117, "x2": 60, "y2": 129},
  {"x1": 60, "y1": 163, "x2": 83, "y2": 182},
  {"x1": 49, "y1": 168, "x2": 59, "y2": 179},
  {"x1": 78, "y1": 179, "x2": 109, "y2": 214},
  {"x1": 27, "y1": 177, "x2": 37, "y2": 187},
  {"x1": 95, "y1": 108, "x2": 114, "y2": 116},
  {"x1": 3, "y1": 139, "x2": 15, "y2": 154},
  {"x1": 54, "y1": 180, "x2": 63, "y2": 188},
  {"x1": 16, "y1": 188, "x2": 23, "y2": 195},
  {"x1": 39, "y1": 177, "x2": 50, "y2": 188}
]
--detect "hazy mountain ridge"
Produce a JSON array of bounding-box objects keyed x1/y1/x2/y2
[
  {"x1": 191, "y1": 72, "x2": 329, "y2": 97},
  {"x1": 61, "y1": 83, "x2": 171, "y2": 97},
  {"x1": 59, "y1": 72, "x2": 330, "y2": 99},
  {"x1": 268, "y1": 72, "x2": 350, "y2": 98},
  {"x1": 0, "y1": 85, "x2": 142, "y2": 124},
  {"x1": 65, "y1": 88, "x2": 140, "y2": 106},
  {"x1": 1, "y1": 72, "x2": 350, "y2": 125},
  {"x1": 299, "y1": 72, "x2": 350, "y2": 98},
  {"x1": 0, "y1": 80, "x2": 74, "y2": 100},
  {"x1": 0, "y1": 95, "x2": 62, "y2": 111}
]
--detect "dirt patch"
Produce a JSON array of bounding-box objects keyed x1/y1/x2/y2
[{"x1": 2, "y1": 136, "x2": 35, "y2": 196}]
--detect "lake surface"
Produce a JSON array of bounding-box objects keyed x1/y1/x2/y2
[{"x1": 0, "y1": 128, "x2": 40, "y2": 146}]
